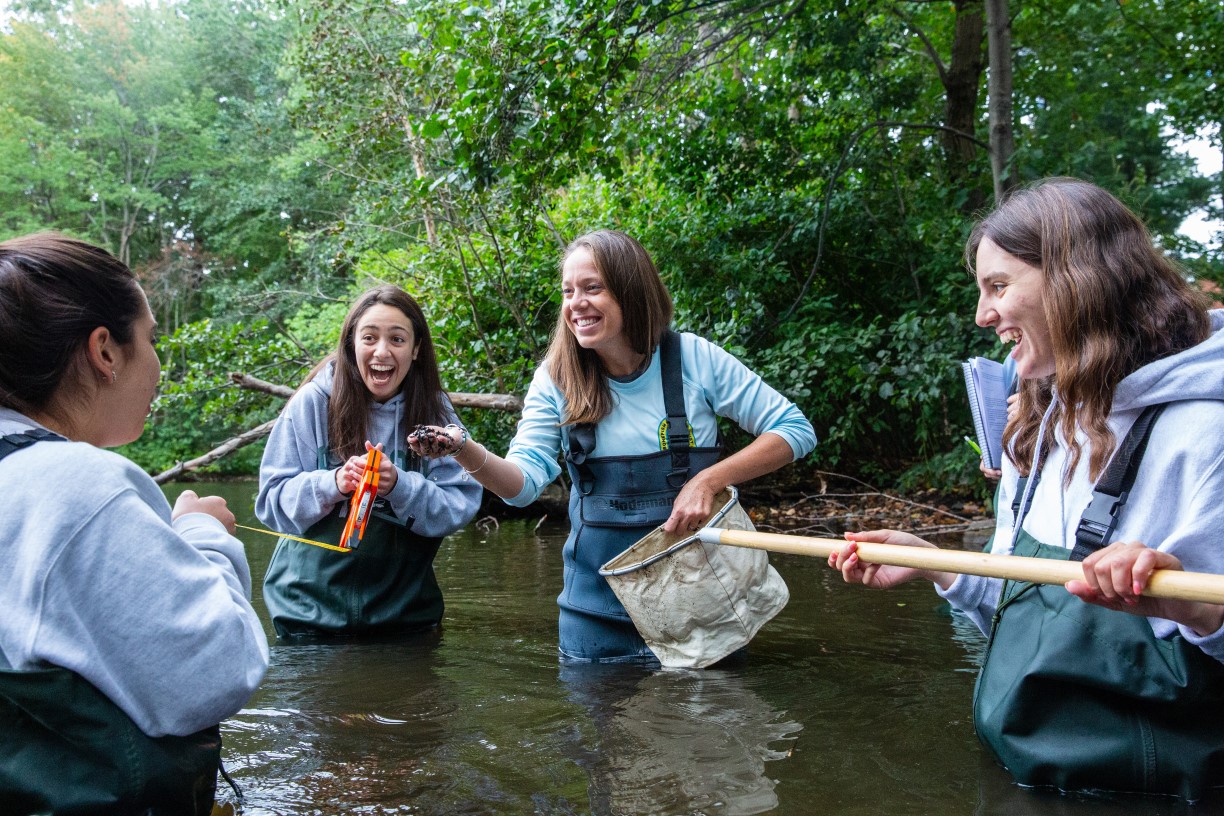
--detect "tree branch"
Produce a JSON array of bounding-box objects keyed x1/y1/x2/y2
[
  {"x1": 152, "y1": 375, "x2": 526, "y2": 484},
  {"x1": 228, "y1": 372, "x2": 524, "y2": 412},
  {"x1": 152, "y1": 419, "x2": 278, "y2": 485}
]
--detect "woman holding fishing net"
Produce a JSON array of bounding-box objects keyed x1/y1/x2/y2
[
  {"x1": 0, "y1": 233, "x2": 268, "y2": 813},
  {"x1": 829, "y1": 178, "x2": 1224, "y2": 799},
  {"x1": 255, "y1": 285, "x2": 481, "y2": 637},
  {"x1": 409, "y1": 229, "x2": 816, "y2": 662}
]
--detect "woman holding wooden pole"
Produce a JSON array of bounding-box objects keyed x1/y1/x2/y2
[{"x1": 829, "y1": 178, "x2": 1224, "y2": 799}]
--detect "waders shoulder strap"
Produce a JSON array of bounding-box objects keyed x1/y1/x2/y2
[
  {"x1": 0, "y1": 429, "x2": 63, "y2": 460},
  {"x1": 566, "y1": 330, "x2": 692, "y2": 494},
  {"x1": 1071, "y1": 403, "x2": 1167, "y2": 561},
  {"x1": 567, "y1": 424, "x2": 597, "y2": 496},
  {"x1": 659, "y1": 330, "x2": 692, "y2": 488}
]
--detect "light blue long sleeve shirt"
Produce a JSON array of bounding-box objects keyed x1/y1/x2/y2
[{"x1": 505, "y1": 332, "x2": 817, "y2": 506}]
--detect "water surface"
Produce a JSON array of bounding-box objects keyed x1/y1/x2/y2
[{"x1": 170, "y1": 482, "x2": 1212, "y2": 815}]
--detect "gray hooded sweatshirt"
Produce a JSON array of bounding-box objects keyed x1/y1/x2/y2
[
  {"x1": 255, "y1": 362, "x2": 482, "y2": 539},
  {"x1": 0, "y1": 408, "x2": 269, "y2": 737},
  {"x1": 941, "y1": 310, "x2": 1224, "y2": 663}
]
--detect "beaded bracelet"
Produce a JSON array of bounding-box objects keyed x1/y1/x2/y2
[
  {"x1": 443, "y1": 423, "x2": 468, "y2": 456},
  {"x1": 463, "y1": 444, "x2": 490, "y2": 475}
]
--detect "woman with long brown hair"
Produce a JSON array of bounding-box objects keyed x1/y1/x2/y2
[
  {"x1": 256, "y1": 285, "x2": 481, "y2": 637},
  {"x1": 830, "y1": 178, "x2": 1224, "y2": 799},
  {"x1": 410, "y1": 230, "x2": 816, "y2": 662}
]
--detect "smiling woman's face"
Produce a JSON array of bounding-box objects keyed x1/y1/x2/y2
[
  {"x1": 561, "y1": 247, "x2": 631, "y2": 363},
  {"x1": 355, "y1": 304, "x2": 418, "y2": 402},
  {"x1": 974, "y1": 237, "x2": 1055, "y2": 380}
]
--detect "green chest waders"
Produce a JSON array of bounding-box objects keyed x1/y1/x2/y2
[
  {"x1": 0, "y1": 431, "x2": 223, "y2": 815},
  {"x1": 262, "y1": 450, "x2": 444, "y2": 637},
  {"x1": 972, "y1": 406, "x2": 1224, "y2": 798}
]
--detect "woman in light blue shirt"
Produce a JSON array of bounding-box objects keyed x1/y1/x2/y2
[{"x1": 411, "y1": 230, "x2": 815, "y2": 661}]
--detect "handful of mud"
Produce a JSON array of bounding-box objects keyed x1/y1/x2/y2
[{"x1": 408, "y1": 424, "x2": 459, "y2": 456}]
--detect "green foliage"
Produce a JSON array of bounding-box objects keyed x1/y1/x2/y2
[
  {"x1": 0, "y1": 0, "x2": 346, "y2": 334},
  {"x1": 7, "y1": 0, "x2": 1223, "y2": 492},
  {"x1": 121, "y1": 318, "x2": 303, "y2": 474}
]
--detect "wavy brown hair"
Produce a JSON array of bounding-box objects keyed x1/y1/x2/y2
[
  {"x1": 302, "y1": 285, "x2": 449, "y2": 460},
  {"x1": 967, "y1": 178, "x2": 1210, "y2": 481},
  {"x1": 545, "y1": 230, "x2": 673, "y2": 426}
]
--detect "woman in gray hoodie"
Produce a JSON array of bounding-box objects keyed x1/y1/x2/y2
[
  {"x1": 256, "y1": 285, "x2": 481, "y2": 637},
  {"x1": 830, "y1": 178, "x2": 1224, "y2": 799},
  {"x1": 0, "y1": 233, "x2": 268, "y2": 814}
]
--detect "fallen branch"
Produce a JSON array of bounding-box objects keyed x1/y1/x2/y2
[
  {"x1": 154, "y1": 375, "x2": 527, "y2": 484},
  {"x1": 228, "y1": 373, "x2": 293, "y2": 399},
  {"x1": 229, "y1": 373, "x2": 524, "y2": 412},
  {"x1": 153, "y1": 419, "x2": 278, "y2": 485}
]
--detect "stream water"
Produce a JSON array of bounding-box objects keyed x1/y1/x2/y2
[{"x1": 168, "y1": 481, "x2": 1212, "y2": 815}]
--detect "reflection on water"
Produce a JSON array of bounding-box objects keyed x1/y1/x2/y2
[
  {"x1": 228, "y1": 636, "x2": 457, "y2": 812},
  {"x1": 166, "y1": 482, "x2": 1220, "y2": 815},
  {"x1": 561, "y1": 662, "x2": 801, "y2": 816}
]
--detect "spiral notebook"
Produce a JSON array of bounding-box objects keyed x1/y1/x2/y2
[{"x1": 961, "y1": 357, "x2": 1009, "y2": 470}]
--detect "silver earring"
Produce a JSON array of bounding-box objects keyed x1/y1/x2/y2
[{"x1": 111, "y1": 370, "x2": 117, "y2": 383}]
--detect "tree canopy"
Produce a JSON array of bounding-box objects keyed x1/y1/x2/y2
[{"x1": 2, "y1": 0, "x2": 1220, "y2": 489}]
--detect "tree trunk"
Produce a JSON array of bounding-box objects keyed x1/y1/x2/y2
[
  {"x1": 898, "y1": 0, "x2": 988, "y2": 213},
  {"x1": 985, "y1": 0, "x2": 1016, "y2": 203},
  {"x1": 943, "y1": 0, "x2": 986, "y2": 190},
  {"x1": 402, "y1": 118, "x2": 438, "y2": 247}
]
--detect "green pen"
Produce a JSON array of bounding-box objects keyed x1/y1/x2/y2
[{"x1": 963, "y1": 435, "x2": 982, "y2": 456}]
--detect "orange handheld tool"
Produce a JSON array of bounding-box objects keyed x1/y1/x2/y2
[{"x1": 339, "y1": 447, "x2": 382, "y2": 550}]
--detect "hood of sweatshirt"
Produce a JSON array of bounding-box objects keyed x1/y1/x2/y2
[
  {"x1": 1021, "y1": 309, "x2": 1224, "y2": 472},
  {"x1": 309, "y1": 361, "x2": 406, "y2": 464},
  {"x1": 1113, "y1": 310, "x2": 1224, "y2": 411}
]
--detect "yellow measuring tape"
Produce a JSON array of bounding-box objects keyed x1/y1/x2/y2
[{"x1": 234, "y1": 524, "x2": 352, "y2": 553}]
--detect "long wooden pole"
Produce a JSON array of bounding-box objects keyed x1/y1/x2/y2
[{"x1": 697, "y1": 528, "x2": 1224, "y2": 605}]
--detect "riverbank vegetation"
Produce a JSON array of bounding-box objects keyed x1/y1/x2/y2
[{"x1": 2, "y1": 0, "x2": 1220, "y2": 498}]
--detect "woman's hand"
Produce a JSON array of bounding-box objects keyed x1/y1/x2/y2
[
  {"x1": 663, "y1": 474, "x2": 719, "y2": 535},
  {"x1": 335, "y1": 462, "x2": 357, "y2": 495},
  {"x1": 827, "y1": 530, "x2": 951, "y2": 589},
  {"x1": 1066, "y1": 540, "x2": 1224, "y2": 636},
  {"x1": 336, "y1": 454, "x2": 362, "y2": 495},
  {"x1": 1005, "y1": 391, "x2": 1020, "y2": 422},
  {"x1": 407, "y1": 424, "x2": 462, "y2": 459},
  {"x1": 336, "y1": 443, "x2": 395, "y2": 495},
  {"x1": 172, "y1": 489, "x2": 237, "y2": 534}
]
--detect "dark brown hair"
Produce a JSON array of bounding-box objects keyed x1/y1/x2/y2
[
  {"x1": 0, "y1": 232, "x2": 144, "y2": 417},
  {"x1": 967, "y1": 178, "x2": 1210, "y2": 480},
  {"x1": 545, "y1": 230, "x2": 673, "y2": 425},
  {"x1": 310, "y1": 285, "x2": 449, "y2": 459}
]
